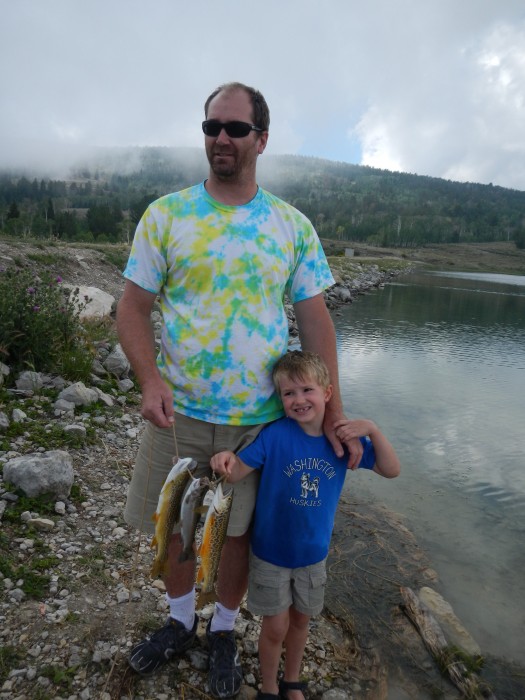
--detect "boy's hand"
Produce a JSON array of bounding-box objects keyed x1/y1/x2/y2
[
  {"x1": 343, "y1": 437, "x2": 364, "y2": 470},
  {"x1": 334, "y1": 418, "x2": 375, "y2": 439},
  {"x1": 210, "y1": 451, "x2": 237, "y2": 479},
  {"x1": 324, "y1": 404, "x2": 364, "y2": 470},
  {"x1": 333, "y1": 419, "x2": 376, "y2": 470}
]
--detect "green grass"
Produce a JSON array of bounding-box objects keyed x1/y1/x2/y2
[
  {"x1": 1, "y1": 489, "x2": 58, "y2": 519},
  {"x1": 27, "y1": 252, "x2": 69, "y2": 266},
  {"x1": 0, "y1": 495, "x2": 62, "y2": 598},
  {"x1": 0, "y1": 645, "x2": 23, "y2": 685},
  {"x1": 0, "y1": 419, "x2": 95, "y2": 452},
  {"x1": 100, "y1": 246, "x2": 129, "y2": 271},
  {"x1": 0, "y1": 552, "x2": 56, "y2": 598},
  {"x1": 18, "y1": 567, "x2": 53, "y2": 598},
  {"x1": 75, "y1": 545, "x2": 114, "y2": 583},
  {"x1": 112, "y1": 541, "x2": 133, "y2": 560},
  {"x1": 40, "y1": 665, "x2": 77, "y2": 692},
  {"x1": 81, "y1": 315, "x2": 118, "y2": 344},
  {"x1": 437, "y1": 645, "x2": 484, "y2": 675},
  {"x1": 327, "y1": 255, "x2": 413, "y2": 275}
]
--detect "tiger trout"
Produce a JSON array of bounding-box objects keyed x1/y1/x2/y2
[
  {"x1": 195, "y1": 481, "x2": 234, "y2": 608},
  {"x1": 178, "y1": 474, "x2": 211, "y2": 563},
  {"x1": 150, "y1": 456, "x2": 197, "y2": 579}
]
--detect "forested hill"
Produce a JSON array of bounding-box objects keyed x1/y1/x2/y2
[{"x1": 1, "y1": 146, "x2": 524, "y2": 249}]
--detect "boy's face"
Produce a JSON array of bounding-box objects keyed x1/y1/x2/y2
[{"x1": 278, "y1": 373, "x2": 333, "y2": 434}]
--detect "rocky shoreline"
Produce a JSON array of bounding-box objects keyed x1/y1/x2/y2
[{"x1": 0, "y1": 246, "x2": 485, "y2": 700}]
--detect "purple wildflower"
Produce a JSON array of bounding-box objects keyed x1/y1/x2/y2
[
  {"x1": 32, "y1": 305, "x2": 40, "y2": 312},
  {"x1": 27, "y1": 287, "x2": 36, "y2": 294}
]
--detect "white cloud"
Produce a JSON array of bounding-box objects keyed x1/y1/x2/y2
[
  {"x1": 1, "y1": 0, "x2": 524, "y2": 189},
  {"x1": 348, "y1": 11, "x2": 525, "y2": 188}
]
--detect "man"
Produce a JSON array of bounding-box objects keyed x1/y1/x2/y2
[{"x1": 117, "y1": 81, "x2": 362, "y2": 699}]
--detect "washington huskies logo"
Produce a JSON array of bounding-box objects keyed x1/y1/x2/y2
[{"x1": 300, "y1": 472, "x2": 320, "y2": 498}]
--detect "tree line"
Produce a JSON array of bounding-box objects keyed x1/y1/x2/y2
[{"x1": 1, "y1": 147, "x2": 524, "y2": 249}]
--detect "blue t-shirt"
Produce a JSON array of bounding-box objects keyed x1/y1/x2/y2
[{"x1": 238, "y1": 417, "x2": 375, "y2": 568}]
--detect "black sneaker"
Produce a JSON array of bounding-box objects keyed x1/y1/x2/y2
[
  {"x1": 206, "y1": 620, "x2": 243, "y2": 698},
  {"x1": 128, "y1": 615, "x2": 198, "y2": 675}
]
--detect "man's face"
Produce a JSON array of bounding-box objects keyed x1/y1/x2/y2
[{"x1": 204, "y1": 88, "x2": 268, "y2": 182}]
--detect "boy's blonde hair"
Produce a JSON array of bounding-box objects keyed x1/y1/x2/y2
[{"x1": 272, "y1": 350, "x2": 331, "y2": 393}]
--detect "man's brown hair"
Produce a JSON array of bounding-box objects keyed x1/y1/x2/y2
[{"x1": 204, "y1": 81, "x2": 270, "y2": 132}]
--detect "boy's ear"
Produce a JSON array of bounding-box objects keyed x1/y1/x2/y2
[{"x1": 324, "y1": 384, "x2": 333, "y2": 402}]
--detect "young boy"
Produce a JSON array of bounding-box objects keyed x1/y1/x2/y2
[{"x1": 210, "y1": 350, "x2": 400, "y2": 700}]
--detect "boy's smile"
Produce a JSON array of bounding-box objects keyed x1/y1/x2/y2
[{"x1": 278, "y1": 375, "x2": 333, "y2": 436}]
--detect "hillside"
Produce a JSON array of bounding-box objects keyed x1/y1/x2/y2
[
  {"x1": 2, "y1": 147, "x2": 525, "y2": 249},
  {"x1": 323, "y1": 239, "x2": 525, "y2": 276}
]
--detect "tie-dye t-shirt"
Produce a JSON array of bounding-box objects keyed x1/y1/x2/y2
[{"x1": 123, "y1": 182, "x2": 335, "y2": 425}]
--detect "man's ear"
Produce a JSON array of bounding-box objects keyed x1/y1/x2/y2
[{"x1": 257, "y1": 131, "x2": 268, "y2": 155}]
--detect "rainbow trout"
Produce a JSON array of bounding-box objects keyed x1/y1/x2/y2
[
  {"x1": 195, "y1": 481, "x2": 234, "y2": 608},
  {"x1": 150, "y1": 456, "x2": 197, "y2": 579},
  {"x1": 178, "y1": 474, "x2": 211, "y2": 563}
]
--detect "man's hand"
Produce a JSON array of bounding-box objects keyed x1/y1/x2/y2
[
  {"x1": 323, "y1": 403, "x2": 364, "y2": 470},
  {"x1": 140, "y1": 376, "x2": 175, "y2": 428},
  {"x1": 294, "y1": 295, "x2": 363, "y2": 468}
]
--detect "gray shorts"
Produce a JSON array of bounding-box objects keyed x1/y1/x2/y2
[
  {"x1": 124, "y1": 413, "x2": 263, "y2": 536},
  {"x1": 247, "y1": 553, "x2": 327, "y2": 617}
]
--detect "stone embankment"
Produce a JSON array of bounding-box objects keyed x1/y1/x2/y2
[{"x1": 291, "y1": 259, "x2": 408, "y2": 336}]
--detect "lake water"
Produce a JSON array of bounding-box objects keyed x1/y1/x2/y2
[{"x1": 333, "y1": 269, "x2": 525, "y2": 666}]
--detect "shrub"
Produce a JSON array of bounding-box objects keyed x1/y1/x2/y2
[
  {"x1": 514, "y1": 230, "x2": 525, "y2": 250},
  {"x1": 0, "y1": 267, "x2": 93, "y2": 380}
]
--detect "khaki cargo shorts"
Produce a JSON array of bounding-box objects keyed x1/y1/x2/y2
[
  {"x1": 247, "y1": 553, "x2": 327, "y2": 617},
  {"x1": 124, "y1": 412, "x2": 263, "y2": 536}
]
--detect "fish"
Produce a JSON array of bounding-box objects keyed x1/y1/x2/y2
[
  {"x1": 178, "y1": 474, "x2": 211, "y2": 563},
  {"x1": 150, "y1": 456, "x2": 197, "y2": 579},
  {"x1": 195, "y1": 480, "x2": 234, "y2": 608}
]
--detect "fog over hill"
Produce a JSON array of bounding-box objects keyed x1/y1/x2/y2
[{"x1": 1, "y1": 146, "x2": 525, "y2": 250}]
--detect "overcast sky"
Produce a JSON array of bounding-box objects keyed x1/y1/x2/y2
[{"x1": 2, "y1": 0, "x2": 524, "y2": 190}]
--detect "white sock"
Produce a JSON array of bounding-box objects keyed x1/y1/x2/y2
[
  {"x1": 166, "y1": 588, "x2": 196, "y2": 630},
  {"x1": 210, "y1": 602, "x2": 240, "y2": 633}
]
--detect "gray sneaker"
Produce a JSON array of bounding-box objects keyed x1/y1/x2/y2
[
  {"x1": 129, "y1": 615, "x2": 198, "y2": 675},
  {"x1": 206, "y1": 620, "x2": 243, "y2": 698}
]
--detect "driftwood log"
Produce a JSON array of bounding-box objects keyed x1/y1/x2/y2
[{"x1": 400, "y1": 586, "x2": 496, "y2": 700}]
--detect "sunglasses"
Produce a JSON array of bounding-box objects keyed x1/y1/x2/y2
[{"x1": 202, "y1": 120, "x2": 263, "y2": 138}]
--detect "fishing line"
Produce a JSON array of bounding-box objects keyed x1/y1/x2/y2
[{"x1": 172, "y1": 420, "x2": 179, "y2": 460}]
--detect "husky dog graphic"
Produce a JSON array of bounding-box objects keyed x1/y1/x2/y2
[{"x1": 300, "y1": 472, "x2": 320, "y2": 498}]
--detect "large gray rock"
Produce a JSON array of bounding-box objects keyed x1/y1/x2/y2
[
  {"x1": 0, "y1": 411, "x2": 9, "y2": 431},
  {"x1": 418, "y1": 586, "x2": 482, "y2": 657},
  {"x1": 94, "y1": 387, "x2": 114, "y2": 407},
  {"x1": 334, "y1": 286, "x2": 353, "y2": 303},
  {"x1": 3, "y1": 450, "x2": 74, "y2": 499},
  {"x1": 15, "y1": 371, "x2": 44, "y2": 392},
  {"x1": 65, "y1": 285, "x2": 115, "y2": 319},
  {"x1": 0, "y1": 362, "x2": 9, "y2": 388},
  {"x1": 103, "y1": 343, "x2": 130, "y2": 378},
  {"x1": 58, "y1": 382, "x2": 99, "y2": 406}
]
